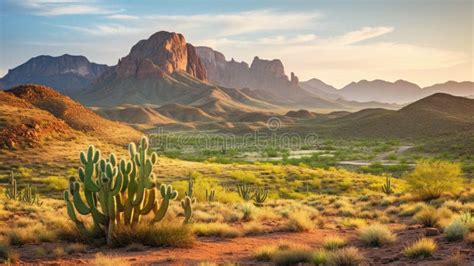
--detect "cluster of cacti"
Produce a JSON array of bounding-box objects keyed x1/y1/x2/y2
[
  {"x1": 237, "y1": 183, "x2": 269, "y2": 206},
  {"x1": 5, "y1": 171, "x2": 42, "y2": 205},
  {"x1": 205, "y1": 188, "x2": 216, "y2": 202},
  {"x1": 381, "y1": 176, "x2": 393, "y2": 195},
  {"x1": 64, "y1": 136, "x2": 192, "y2": 245},
  {"x1": 237, "y1": 183, "x2": 253, "y2": 201},
  {"x1": 21, "y1": 184, "x2": 43, "y2": 205}
]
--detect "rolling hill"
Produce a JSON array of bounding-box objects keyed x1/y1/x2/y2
[
  {"x1": 304, "y1": 93, "x2": 474, "y2": 138},
  {"x1": 2, "y1": 85, "x2": 141, "y2": 147}
]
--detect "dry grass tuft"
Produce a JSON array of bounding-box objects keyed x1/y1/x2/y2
[
  {"x1": 403, "y1": 238, "x2": 437, "y2": 258},
  {"x1": 359, "y1": 224, "x2": 396, "y2": 247}
]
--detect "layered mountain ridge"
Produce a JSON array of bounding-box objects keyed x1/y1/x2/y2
[{"x1": 0, "y1": 54, "x2": 108, "y2": 95}]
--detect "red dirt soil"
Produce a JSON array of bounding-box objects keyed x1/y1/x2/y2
[{"x1": 18, "y1": 225, "x2": 474, "y2": 265}]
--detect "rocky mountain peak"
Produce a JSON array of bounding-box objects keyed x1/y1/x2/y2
[
  {"x1": 114, "y1": 31, "x2": 207, "y2": 80},
  {"x1": 250, "y1": 56, "x2": 285, "y2": 78}
]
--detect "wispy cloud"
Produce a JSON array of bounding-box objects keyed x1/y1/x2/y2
[
  {"x1": 197, "y1": 27, "x2": 468, "y2": 87},
  {"x1": 335, "y1": 26, "x2": 394, "y2": 45},
  {"x1": 15, "y1": 0, "x2": 122, "y2": 16},
  {"x1": 59, "y1": 24, "x2": 140, "y2": 35},
  {"x1": 106, "y1": 14, "x2": 139, "y2": 20}
]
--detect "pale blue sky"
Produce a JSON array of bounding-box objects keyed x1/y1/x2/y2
[{"x1": 0, "y1": 0, "x2": 472, "y2": 87}]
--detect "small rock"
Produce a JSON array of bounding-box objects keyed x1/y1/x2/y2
[{"x1": 425, "y1": 227, "x2": 440, "y2": 236}]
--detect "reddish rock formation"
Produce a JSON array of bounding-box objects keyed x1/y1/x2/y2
[
  {"x1": 196, "y1": 46, "x2": 299, "y2": 93},
  {"x1": 113, "y1": 31, "x2": 207, "y2": 80}
]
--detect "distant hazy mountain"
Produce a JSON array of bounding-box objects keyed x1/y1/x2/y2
[
  {"x1": 318, "y1": 79, "x2": 473, "y2": 104},
  {"x1": 0, "y1": 54, "x2": 108, "y2": 95},
  {"x1": 310, "y1": 93, "x2": 474, "y2": 138},
  {"x1": 422, "y1": 81, "x2": 474, "y2": 98},
  {"x1": 338, "y1": 79, "x2": 422, "y2": 104},
  {"x1": 299, "y1": 78, "x2": 341, "y2": 100}
]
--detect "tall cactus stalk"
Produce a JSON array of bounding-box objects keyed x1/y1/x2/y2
[
  {"x1": 185, "y1": 173, "x2": 196, "y2": 203},
  {"x1": 21, "y1": 184, "x2": 43, "y2": 206},
  {"x1": 5, "y1": 171, "x2": 18, "y2": 200},
  {"x1": 5, "y1": 171, "x2": 42, "y2": 205},
  {"x1": 181, "y1": 196, "x2": 193, "y2": 224},
  {"x1": 205, "y1": 188, "x2": 216, "y2": 202},
  {"x1": 381, "y1": 176, "x2": 393, "y2": 195},
  {"x1": 64, "y1": 136, "x2": 182, "y2": 246}
]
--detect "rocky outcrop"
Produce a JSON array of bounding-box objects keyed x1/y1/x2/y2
[
  {"x1": 0, "y1": 54, "x2": 108, "y2": 95},
  {"x1": 111, "y1": 31, "x2": 207, "y2": 81},
  {"x1": 196, "y1": 47, "x2": 299, "y2": 92}
]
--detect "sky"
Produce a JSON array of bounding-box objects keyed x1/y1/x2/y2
[{"x1": 0, "y1": 0, "x2": 472, "y2": 88}]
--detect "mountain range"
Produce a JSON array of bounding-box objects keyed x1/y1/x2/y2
[
  {"x1": 0, "y1": 30, "x2": 472, "y2": 133},
  {"x1": 0, "y1": 54, "x2": 108, "y2": 95},
  {"x1": 300, "y1": 79, "x2": 473, "y2": 104}
]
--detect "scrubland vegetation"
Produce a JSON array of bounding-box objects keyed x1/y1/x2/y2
[{"x1": 1, "y1": 136, "x2": 473, "y2": 265}]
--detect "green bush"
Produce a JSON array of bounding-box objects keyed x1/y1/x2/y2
[
  {"x1": 444, "y1": 220, "x2": 469, "y2": 241},
  {"x1": 405, "y1": 160, "x2": 463, "y2": 200}
]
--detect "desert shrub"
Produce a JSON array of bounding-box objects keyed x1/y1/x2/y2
[
  {"x1": 413, "y1": 206, "x2": 441, "y2": 227},
  {"x1": 312, "y1": 249, "x2": 329, "y2": 265},
  {"x1": 229, "y1": 170, "x2": 261, "y2": 184},
  {"x1": 359, "y1": 224, "x2": 396, "y2": 247},
  {"x1": 340, "y1": 218, "x2": 367, "y2": 229},
  {"x1": 403, "y1": 238, "x2": 437, "y2": 258},
  {"x1": 36, "y1": 175, "x2": 68, "y2": 191},
  {"x1": 444, "y1": 220, "x2": 469, "y2": 241},
  {"x1": 111, "y1": 223, "x2": 194, "y2": 248},
  {"x1": 90, "y1": 253, "x2": 130, "y2": 266},
  {"x1": 442, "y1": 200, "x2": 464, "y2": 212},
  {"x1": 192, "y1": 223, "x2": 241, "y2": 238},
  {"x1": 327, "y1": 247, "x2": 364, "y2": 266},
  {"x1": 254, "y1": 245, "x2": 278, "y2": 261},
  {"x1": 193, "y1": 210, "x2": 219, "y2": 223},
  {"x1": 399, "y1": 202, "x2": 428, "y2": 217},
  {"x1": 286, "y1": 210, "x2": 313, "y2": 232},
  {"x1": 271, "y1": 248, "x2": 313, "y2": 266},
  {"x1": 322, "y1": 236, "x2": 347, "y2": 250},
  {"x1": 243, "y1": 222, "x2": 266, "y2": 236},
  {"x1": 405, "y1": 160, "x2": 463, "y2": 200}
]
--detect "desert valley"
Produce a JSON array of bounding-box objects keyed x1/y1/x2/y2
[{"x1": 0, "y1": 1, "x2": 474, "y2": 265}]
